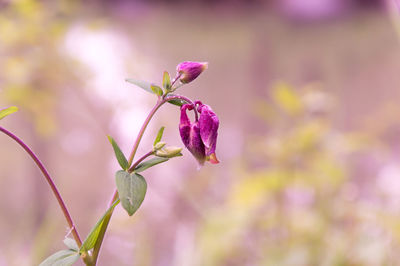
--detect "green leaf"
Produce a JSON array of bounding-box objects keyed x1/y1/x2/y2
[
  {"x1": 125, "y1": 78, "x2": 155, "y2": 94},
  {"x1": 151, "y1": 84, "x2": 163, "y2": 96},
  {"x1": 134, "y1": 157, "x2": 169, "y2": 173},
  {"x1": 166, "y1": 94, "x2": 191, "y2": 107},
  {"x1": 0, "y1": 106, "x2": 18, "y2": 120},
  {"x1": 63, "y1": 238, "x2": 79, "y2": 251},
  {"x1": 108, "y1": 136, "x2": 129, "y2": 170},
  {"x1": 153, "y1": 126, "x2": 165, "y2": 146},
  {"x1": 163, "y1": 71, "x2": 171, "y2": 91},
  {"x1": 115, "y1": 170, "x2": 147, "y2": 216},
  {"x1": 80, "y1": 200, "x2": 120, "y2": 252},
  {"x1": 39, "y1": 249, "x2": 80, "y2": 266},
  {"x1": 167, "y1": 98, "x2": 186, "y2": 107}
]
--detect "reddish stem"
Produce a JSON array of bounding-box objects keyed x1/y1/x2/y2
[
  {"x1": 126, "y1": 94, "x2": 195, "y2": 166},
  {"x1": 128, "y1": 150, "x2": 154, "y2": 173},
  {"x1": 0, "y1": 126, "x2": 83, "y2": 247}
]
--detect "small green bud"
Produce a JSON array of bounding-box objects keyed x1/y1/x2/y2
[
  {"x1": 155, "y1": 146, "x2": 183, "y2": 158},
  {"x1": 153, "y1": 141, "x2": 166, "y2": 151}
]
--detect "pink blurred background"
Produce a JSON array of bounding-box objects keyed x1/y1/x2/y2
[{"x1": 1, "y1": 0, "x2": 400, "y2": 265}]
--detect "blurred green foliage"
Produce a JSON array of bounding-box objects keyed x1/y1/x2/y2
[
  {"x1": 192, "y1": 83, "x2": 397, "y2": 266},
  {"x1": 0, "y1": 0, "x2": 80, "y2": 136}
]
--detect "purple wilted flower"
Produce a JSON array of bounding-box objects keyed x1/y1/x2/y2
[
  {"x1": 179, "y1": 102, "x2": 219, "y2": 166},
  {"x1": 197, "y1": 102, "x2": 219, "y2": 163},
  {"x1": 176, "y1": 61, "x2": 208, "y2": 84}
]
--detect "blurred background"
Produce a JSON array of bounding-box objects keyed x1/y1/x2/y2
[{"x1": 1, "y1": 0, "x2": 400, "y2": 265}]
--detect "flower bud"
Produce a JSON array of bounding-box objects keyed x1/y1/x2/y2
[
  {"x1": 156, "y1": 146, "x2": 183, "y2": 158},
  {"x1": 153, "y1": 141, "x2": 166, "y2": 151},
  {"x1": 176, "y1": 61, "x2": 208, "y2": 84}
]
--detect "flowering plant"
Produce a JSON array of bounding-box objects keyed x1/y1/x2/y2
[{"x1": 0, "y1": 61, "x2": 219, "y2": 265}]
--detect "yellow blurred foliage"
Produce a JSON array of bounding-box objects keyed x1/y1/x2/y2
[
  {"x1": 0, "y1": 0, "x2": 80, "y2": 137},
  {"x1": 272, "y1": 82, "x2": 303, "y2": 116},
  {"x1": 230, "y1": 169, "x2": 286, "y2": 209},
  {"x1": 195, "y1": 83, "x2": 386, "y2": 265}
]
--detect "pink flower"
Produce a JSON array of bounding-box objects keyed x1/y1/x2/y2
[{"x1": 179, "y1": 102, "x2": 219, "y2": 166}]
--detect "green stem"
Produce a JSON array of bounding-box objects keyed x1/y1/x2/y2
[
  {"x1": 90, "y1": 94, "x2": 194, "y2": 264},
  {"x1": 90, "y1": 197, "x2": 120, "y2": 265}
]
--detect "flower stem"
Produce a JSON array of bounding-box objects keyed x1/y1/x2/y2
[
  {"x1": 90, "y1": 94, "x2": 195, "y2": 264},
  {"x1": 127, "y1": 99, "x2": 163, "y2": 166},
  {"x1": 127, "y1": 94, "x2": 195, "y2": 166},
  {"x1": 0, "y1": 126, "x2": 83, "y2": 247},
  {"x1": 128, "y1": 150, "x2": 154, "y2": 173},
  {"x1": 170, "y1": 73, "x2": 182, "y2": 88}
]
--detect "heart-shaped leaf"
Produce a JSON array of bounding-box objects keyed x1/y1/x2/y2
[
  {"x1": 39, "y1": 249, "x2": 80, "y2": 266},
  {"x1": 125, "y1": 78, "x2": 155, "y2": 94},
  {"x1": 115, "y1": 171, "x2": 147, "y2": 216},
  {"x1": 134, "y1": 157, "x2": 169, "y2": 173},
  {"x1": 0, "y1": 106, "x2": 18, "y2": 120}
]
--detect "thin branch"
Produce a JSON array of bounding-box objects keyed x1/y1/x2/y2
[
  {"x1": 128, "y1": 150, "x2": 154, "y2": 173},
  {"x1": 0, "y1": 126, "x2": 83, "y2": 247},
  {"x1": 127, "y1": 99, "x2": 163, "y2": 166},
  {"x1": 91, "y1": 93, "x2": 195, "y2": 264}
]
